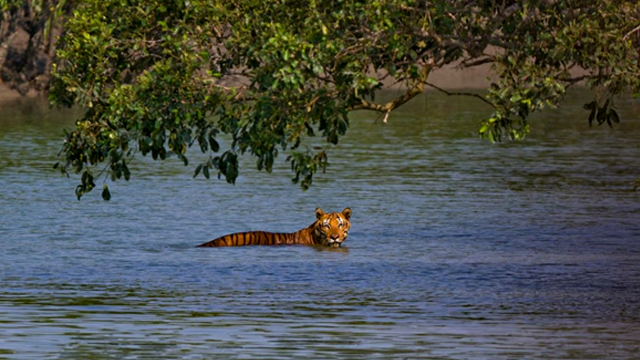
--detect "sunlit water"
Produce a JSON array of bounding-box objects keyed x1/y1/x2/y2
[{"x1": 1, "y1": 90, "x2": 639, "y2": 359}]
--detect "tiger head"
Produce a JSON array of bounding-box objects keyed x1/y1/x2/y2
[{"x1": 313, "y1": 207, "x2": 352, "y2": 248}]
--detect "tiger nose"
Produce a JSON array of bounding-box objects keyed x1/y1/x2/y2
[{"x1": 330, "y1": 234, "x2": 340, "y2": 240}]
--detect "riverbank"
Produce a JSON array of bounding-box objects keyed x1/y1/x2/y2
[
  {"x1": 0, "y1": 82, "x2": 40, "y2": 103},
  {"x1": 0, "y1": 62, "x2": 493, "y2": 106}
]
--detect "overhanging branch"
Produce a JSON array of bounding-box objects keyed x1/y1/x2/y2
[
  {"x1": 424, "y1": 81, "x2": 494, "y2": 108},
  {"x1": 350, "y1": 85, "x2": 424, "y2": 113},
  {"x1": 348, "y1": 60, "x2": 434, "y2": 122}
]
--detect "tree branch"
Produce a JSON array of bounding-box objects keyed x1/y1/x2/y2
[
  {"x1": 424, "y1": 81, "x2": 494, "y2": 108},
  {"x1": 350, "y1": 84, "x2": 424, "y2": 113},
  {"x1": 623, "y1": 23, "x2": 640, "y2": 41},
  {"x1": 348, "y1": 60, "x2": 434, "y2": 117},
  {"x1": 460, "y1": 56, "x2": 495, "y2": 68}
]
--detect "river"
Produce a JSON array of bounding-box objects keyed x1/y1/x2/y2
[{"x1": 1, "y1": 90, "x2": 639, "y2": 359}]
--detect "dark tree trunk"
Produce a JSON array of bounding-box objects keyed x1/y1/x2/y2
[{"x1": 0, "y1": 1, "x2": 69, "y2": 95}]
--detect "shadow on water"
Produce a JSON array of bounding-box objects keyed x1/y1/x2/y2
[
  {"x1": 1, "y1": 89, "x2": 640, "y2": 359},
  {"x1": 311, "y1": 245, "x2": 350, "y2": 253}
]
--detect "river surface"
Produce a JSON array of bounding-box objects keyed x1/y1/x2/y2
[{"x1": 1, "y1": 90, "x2": 639, "y2": 359}]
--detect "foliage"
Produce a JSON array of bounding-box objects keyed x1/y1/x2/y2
[
  {"x1": 478, "y1": 1, "x2": 640, "y2": 142},
  {"x1": 49, "y1": 0, "x2": 640, "y2": 199}
]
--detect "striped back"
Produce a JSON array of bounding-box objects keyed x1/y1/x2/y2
[
  {"x1": 196, "y1": 208, "x2": 351, "y2": 248},
  {"x1": 197, "y1": 231, "x2": 295, "y2": 247}
]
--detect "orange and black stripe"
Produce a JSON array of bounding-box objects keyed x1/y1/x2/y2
[
  {"x1": 196, "y1": 231, "x2": 297, "y2": 247},
  {"x1": 197, "y1": 208, "x2": 351, "y2": 248}
]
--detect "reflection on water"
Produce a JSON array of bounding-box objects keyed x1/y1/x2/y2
[{"x1": 1, "y1": 90, "x2": 639, "y2": 359}]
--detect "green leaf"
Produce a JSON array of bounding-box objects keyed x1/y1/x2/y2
[
  {"x1": 75, "y1": 185, "x2": 85, "y2": 200},
  {"x1": 597, "y1": 108, "x2": 606, "y2": 125},
  {"x1": 610, "y1": 109, "x2": 620, "y2": 123},
  {"x1": 123, "y1": 161, "x2": 131, "y2": 181},
  {"x1": 588, "y1": 107, "x2": 596, "y2": 127},
  {"x1": 209, "y1": 136, "x2": 220, "y2": 152},
  {"x1": 178, "y1": 153, "x2": 189, "y2": 166},
  {"x1": 194, "y1": 164, "x2": 203, "y2": 178},
  {"x1": 102, "y1": 184, "x2": 111, "y2": 201}
]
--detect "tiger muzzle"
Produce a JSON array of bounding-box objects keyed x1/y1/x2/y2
[{"x1": 327, "y1": 234, "x2": 343, "y2": 247}]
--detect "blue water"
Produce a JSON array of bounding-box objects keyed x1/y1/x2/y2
[{"x1": 1, "y1": 91, "x2": 639, "y2": 359}]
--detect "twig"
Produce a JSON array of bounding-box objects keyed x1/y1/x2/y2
[
  {"x1": 349, "y1": 60, "x2": 435, "y2": 116},
  {"x1": 382, "y1": 109, "x2": 391, "y2": 124},
  {"x1": 623, "y1": 23, "x2": 640, "y2": 41},
  {"x1": 460, "y1": 56, "x2": 495, "y2": 68},
  {"x1": 349, "y1": 83, "x2": 424, "y2": 112},
  {"x1": 424, "y1": 81, "x2": 494, "y2": 107}
]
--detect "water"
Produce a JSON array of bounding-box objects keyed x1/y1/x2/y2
[{"x1": 1, "y1": 90, "x2": 639, "y2": 359}]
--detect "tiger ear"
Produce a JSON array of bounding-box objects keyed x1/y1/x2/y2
[
  {"x1": 315, "y1": 208, "x2": 325, "y2": 219},
  {"x1": 342, "y1": 207, "x2": 352, "y2": 220}
]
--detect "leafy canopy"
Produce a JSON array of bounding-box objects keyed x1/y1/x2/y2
[{"x1": 50, "y1": 0, "x2": 640, "y2": 200}]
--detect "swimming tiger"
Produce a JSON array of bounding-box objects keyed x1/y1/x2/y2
[{"x1": 196, "y1": 208, "x2": 351, "y2": 248}]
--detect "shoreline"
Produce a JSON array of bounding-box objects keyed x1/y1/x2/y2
[
  {"x1": 0, "y1": 83, "x2": 41, "y2": 103},
  {"x1": 0, "y1": 64, "x2": 494, "y2": 105}
]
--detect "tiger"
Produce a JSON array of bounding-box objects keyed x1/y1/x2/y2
[{"x1": 196, "y1": 208, "x2": 351, "y2": 248}]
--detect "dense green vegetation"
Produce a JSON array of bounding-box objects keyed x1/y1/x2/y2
[{"x1": 4, "y1": 1, "x2": 640, "y2": 199}]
